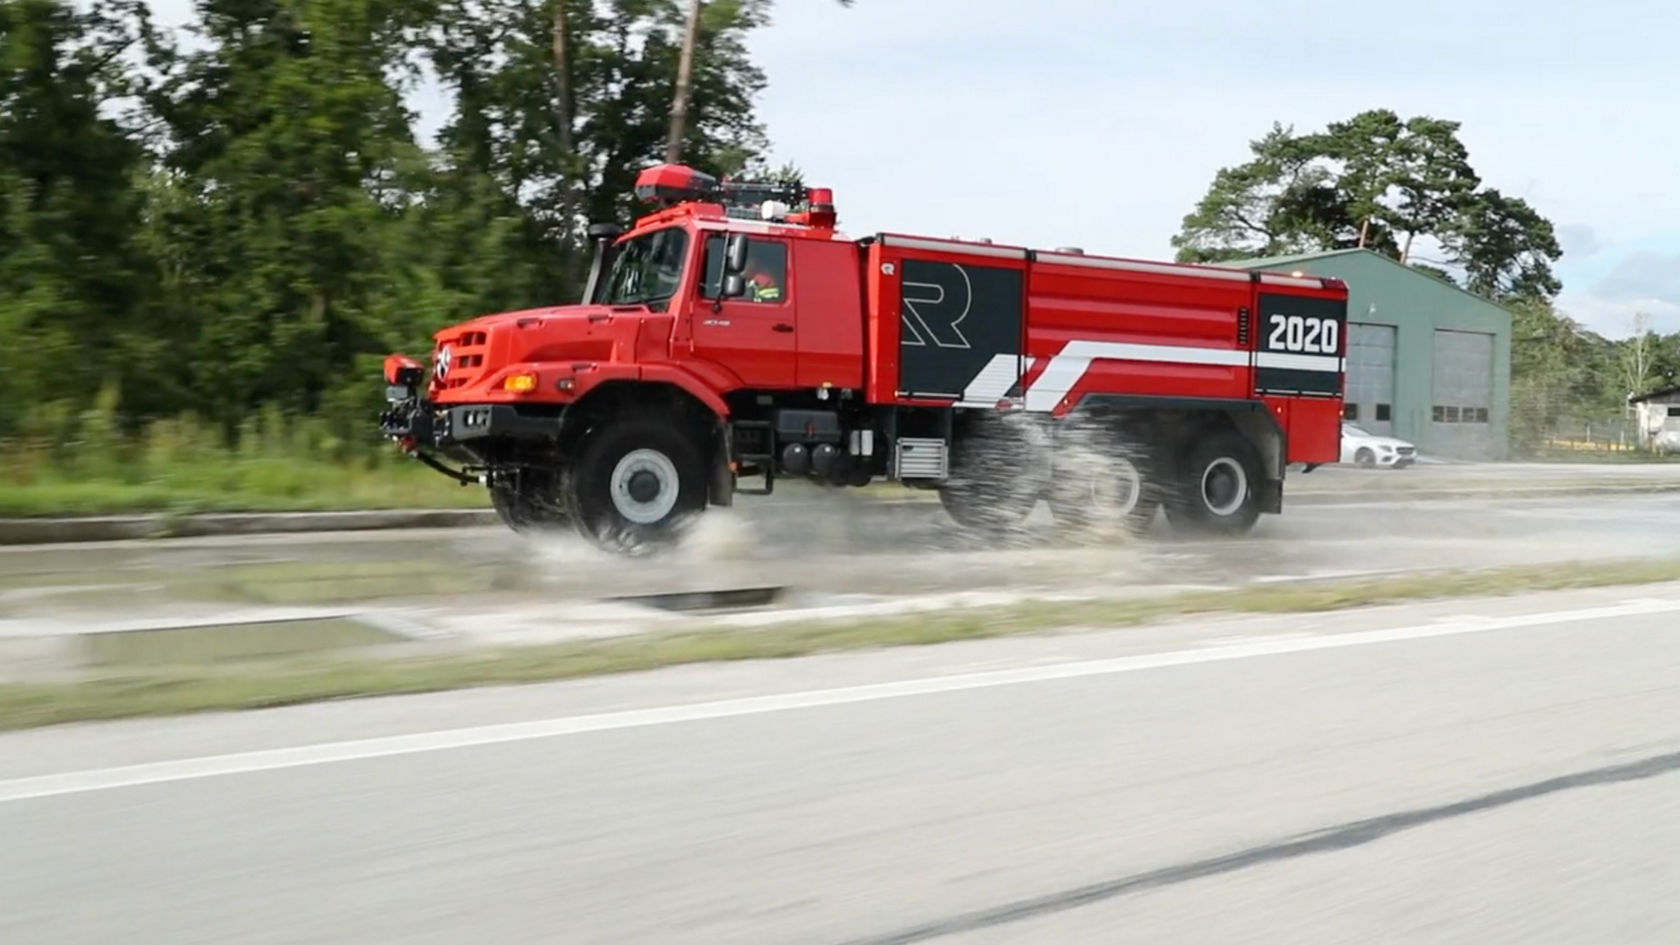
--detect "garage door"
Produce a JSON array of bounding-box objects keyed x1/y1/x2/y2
[
  {"x1": 1431, "y1": 329, "x2": 1495, "y2": 460},
  {"x1": 1344, "y1": 323, "x2": 1397, "y2": 435}
]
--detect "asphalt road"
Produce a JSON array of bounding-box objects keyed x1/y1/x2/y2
[{"x1": 5, "y1": 583, "x2": 1680, "y2": 943}]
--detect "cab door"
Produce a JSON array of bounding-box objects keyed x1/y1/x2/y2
[{"x1": 690, "y1": 233, "x2": 798, "y2": 389}]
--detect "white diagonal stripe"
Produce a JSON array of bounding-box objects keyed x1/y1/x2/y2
[
  {"x1": 1023, "y1": 341, "x2": 1252, "y2": 411},
  {"x1": 955, "y1": 354, "x2": 1024, "y2": 407}
]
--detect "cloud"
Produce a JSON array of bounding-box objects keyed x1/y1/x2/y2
[
  {"x1": 1592, "y1": 252, "x2": 1680, "y2": 304},
  {"x1": 1557, "y1": 224, "x2": 1606, "y2": 260},
  {"x1": 1557, "y1": 292, "x2": 1680, "y2": 339}
]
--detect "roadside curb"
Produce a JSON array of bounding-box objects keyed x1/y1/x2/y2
[
  {"x1": 0, "y1": 509, "x2": 499, "y2": 546},
  {"x1": 2, "y1": 484, "x2": 1676, "y2": 546}
]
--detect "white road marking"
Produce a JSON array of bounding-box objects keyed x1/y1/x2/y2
[{"x1": 2, "y1": 596, "x2": 1677, "y2": 804}]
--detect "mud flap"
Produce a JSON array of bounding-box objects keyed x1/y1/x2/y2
[{"x1": 710, "y1": 422, "x2": 736, "y2": 508}]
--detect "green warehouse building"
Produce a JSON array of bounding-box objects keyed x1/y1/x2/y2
[{"x1": 1223, "y1": 248, "x2": 1514, "y2": 462}]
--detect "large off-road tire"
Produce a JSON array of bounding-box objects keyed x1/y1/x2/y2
[
  {"x1": 936, "y1": 412, "x2": 1048, "y2": 536},
  {"x1": 1047, "y1": 424, "x2": 1160, "y2": 539},
  {"x1": 567, "y1": 416, "x2": 708, "y2": 555},
  {"x1": 1163, "y1": 430, "x2": 1263, "y2": 537},
  {"x1": 489, "y1": 469, "x2": 571, "y2": 533}
]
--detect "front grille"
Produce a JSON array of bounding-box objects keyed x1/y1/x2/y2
[{"x1": 435, "y1": 329, "x2": 489, "y2": 390}]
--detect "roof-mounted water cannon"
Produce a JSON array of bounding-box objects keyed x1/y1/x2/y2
[{"x1": 634, "y1": 164, "x2": 722, "y2": 207}]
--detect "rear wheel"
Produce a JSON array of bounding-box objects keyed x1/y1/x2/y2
[
  {"x1": 567, "y1": 416, "x2": 708, "y2": 555},
  {"x1": 1163, "y1": 430, "x2": 1263, "y2": 537},
  {"x1": 937, "y1": 413, "x2": 1047, "y2": 535},
  {"x1": 1047, "y1": 425, "x2": 1159, "y2": 538}
]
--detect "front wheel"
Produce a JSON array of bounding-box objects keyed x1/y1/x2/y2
[
  {"x1": 1163, "y1": 431, "x2": 1263, "y2": 537},
  {"x1": 567, "y1": 417, "x2": 709, "y2": 555},
  {"x1": 490, "y1": 469, "x2": 571, "y2": 533}
]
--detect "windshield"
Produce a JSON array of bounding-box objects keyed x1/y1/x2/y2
[
  {"x1": 1343, "y1": 422, "x2": 1371, "y2": 436},
  {"x1": 602, "y1": 227, "x2": 691, "y2": 310}
]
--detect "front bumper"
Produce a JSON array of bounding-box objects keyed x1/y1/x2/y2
[{"x1": 380, "y1": 390, "x2": 560, "y2": 450}]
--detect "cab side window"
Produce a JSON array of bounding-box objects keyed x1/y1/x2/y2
[
  {"x1": 698, "y1": 234, "x2": 788, "y2": 304},
  {"x1": 740, "y1": 239, "x2": 787, "y2": 304}
]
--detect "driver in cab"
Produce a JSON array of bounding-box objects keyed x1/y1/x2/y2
[{"x1": 745, "y1": 263, "x2": 781, "y2": 303}]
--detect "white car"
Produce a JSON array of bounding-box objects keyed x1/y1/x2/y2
[{"x1": 1340, "y1": 422, "x2": 1416, "y2": 468}]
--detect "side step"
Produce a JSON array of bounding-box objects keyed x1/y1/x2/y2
[{"x1": 731, "y1": 420, "x2": 775, "y2": 496}]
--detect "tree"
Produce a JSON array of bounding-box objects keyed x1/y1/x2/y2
[
  {"x1": 1648, "y1": 331, "x2": 1680, "y2": 392},
  {"x1": 1505, "y1": 297, "x2": 1608, "y2": 452},
  {"x1": 665, "y1": 0, "x2": 853, "y2": 163},
  {"x1": 140, "y1": 0, "x2": 443, "y2": 429},
  {"x1": 0, "y1": 0, "x2": 162, "y2": 434},
  {"x1": 0, "y1": 0, "x2": 811, "y2": 445},
  {"x1": 1446, "y1": 186, "x2": 1563, "y2": 301},
  {"x1": 1620, "y1": 312, "x2": 1656, "y2": 400},
  {"x1": 425, "y1": 0, "x2": 783, "y2": 296},
  {"x1": 1172, "y1": 109, "x2": 1562, "y2": 304}
]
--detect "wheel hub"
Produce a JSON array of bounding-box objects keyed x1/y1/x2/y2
[
  {"x1": 626, "y1": 470, "x2": 661, "y2": 504},
  {"x1": 610, "y1": 449, "x2": 680, "y2": 524},
  {"x1": 1201, "y1": 457, "x2": 1247, "y2": 517}
]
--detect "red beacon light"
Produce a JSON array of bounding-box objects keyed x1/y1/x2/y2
[{"x1": 792, "y1": 187, "x2": 838, "y2": 229}]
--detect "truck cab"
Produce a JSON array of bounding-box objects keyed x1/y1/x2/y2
[{"x1": 379, "y1": 165, "x2": 868, "y2": 553}]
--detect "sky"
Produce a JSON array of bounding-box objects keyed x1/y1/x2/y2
[{"x1": 140, "y1": 0, "x2": 1680, "y2": 339}]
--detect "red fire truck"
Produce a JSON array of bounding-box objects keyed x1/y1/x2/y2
[{"x1": 379, "y1": 164, "x2": 1347, "y2": 554}]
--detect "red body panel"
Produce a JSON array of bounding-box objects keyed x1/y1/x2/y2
[
  {"x1": 863, "y1": 241, "x2": 900, "y2": 405},
  {"x1": 1023, "y1": 255, "x2": 1255, "y2": 407},
  {"x1": 792, "y1": 238, "x2": 866, "y2": 389},
  {"x1": 687, "y1": 274, "x2": 799, "y2": 391}
]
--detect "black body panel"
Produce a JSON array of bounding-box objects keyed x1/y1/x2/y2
[
  {"x1": 896, "y1": 259, "x2": 1023, "y2": 400},
  {"x1": 1254, "y1": 291, "x2": 1346, "y2": 398}
]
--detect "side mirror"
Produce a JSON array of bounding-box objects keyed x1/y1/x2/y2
[
  {"x1": 723, "y1": 273, "x2": 746, "y2": 299},
  {"x1": 724, "y1": 233, "x2": 748, "y2": 274}
]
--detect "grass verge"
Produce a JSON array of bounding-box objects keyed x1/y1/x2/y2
[
  {"x1": 0, "y1": 461, "x2": 488, "y2": 517},
  {"x1": 4, "y1": 557, "x2": 1680, "y2": 731},
  {"x1": 1, "y1": 405, "x2": 489, "y2": 517}
]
